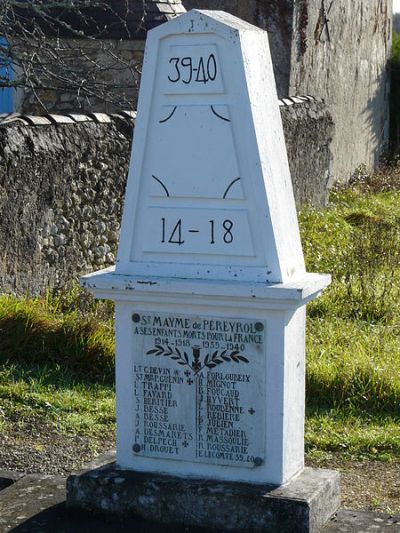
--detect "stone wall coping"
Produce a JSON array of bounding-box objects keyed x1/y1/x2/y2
[
  {"x1": 0, "y1": 97, "x2": 321, "y2": 128},
  {"x1": 0, "y1": 110, "x2": 137, "y2": 127}
]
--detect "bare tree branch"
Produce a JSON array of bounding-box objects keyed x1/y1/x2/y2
[{"x1": 0, "y1": 0, "x2": 154, "y2": 112}]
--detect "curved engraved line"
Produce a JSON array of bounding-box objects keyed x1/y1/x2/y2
[
  {"x1": 223, "y1": 177, "x2": 241, "y2": 199},
  {"x1": 159, "y1": 106, "x2": 177, "y2": 124},
  {"x1": 152, "y1": 175, "x2": 170, "y2": 197},
  {"x1": 210, "y1": 105, "x2": 231, "y2": 122}
]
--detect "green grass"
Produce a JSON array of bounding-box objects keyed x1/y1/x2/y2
[
  {"x1": 0, "y1": 363, "x2": 115, "y2": 439},
  {"x1": 306, "y1": 408, "x2": 399, "y2": 463},
  {"x1": 0, "y1": 285, "x2": 115, "y2": 381},
  {"x1": 0, "y1": 169, "x2": 399, "y2": 464},
  {"x1": 300, "y1": 170, "x2": 400, "y2": 461},
  {"x1": 0, "y1": 285, "x2": 116, "y2": 444}
]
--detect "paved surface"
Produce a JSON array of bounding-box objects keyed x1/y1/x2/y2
[{"x1": 0, "y1": 471, "x2": 399, "y2": 532}]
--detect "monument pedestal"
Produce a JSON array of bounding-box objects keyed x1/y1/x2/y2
[
  {"x1": 67, "y1": 461, "x2": 340, "y2": 532},
  {"x1": 81, "y1": 269, "x2": 330, "y2": 487}
]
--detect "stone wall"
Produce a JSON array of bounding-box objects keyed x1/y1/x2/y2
[
  {"x1": 0, "y1": 99, "x2": 333, "y2": 295},
  {"x1": 0, "y1": 113, "x2": 132, "y2": 295},
  {"x1": 280, "y1": 97, "x2": 333, "y2": 208}
]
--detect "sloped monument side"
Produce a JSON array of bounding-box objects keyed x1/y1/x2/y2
[{"x1": 67, "y1": 10, "x2": 340, "y2": 532}]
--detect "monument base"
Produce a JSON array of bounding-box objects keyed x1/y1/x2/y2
[{"x1": 67, "y1": 463, "x2": 340, "y2": 532}]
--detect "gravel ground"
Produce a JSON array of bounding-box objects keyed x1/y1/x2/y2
[
  {"x1": 0, "y1": 422, "x2": 399, "y2": 515},
  {"x1": 0, "y1": 421, "x2": 114, "y2": 475}
]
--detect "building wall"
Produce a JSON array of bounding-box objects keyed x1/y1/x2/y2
[
  {"x1": 290, "y1": 0, "x2": 392, "y2": 182},
  {"x1": 0, "y1": 99, "x2": 333, "y2": 295},
  {"x1": 14, "y1": 39, "x2": 144, "y2": 114}
]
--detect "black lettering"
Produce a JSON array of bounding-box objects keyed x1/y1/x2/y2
[{"x1": 168, "y1": 57, "x2": 180, "y2": 82}]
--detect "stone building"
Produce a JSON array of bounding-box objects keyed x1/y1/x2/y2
[
  {"x1": 183, "y1": 0, "x2": 392, "y2": 182},
  {"x1": 13, "y1": 0, "x2": 186, "y2": 114}
]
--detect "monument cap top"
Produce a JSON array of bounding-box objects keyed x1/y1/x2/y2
[
  {"x1": 148, "y1": 9, "x2": 266, "y2": 36},
  {"x1": 116, "y1": 9, "x2": 305, "y2": 284}
]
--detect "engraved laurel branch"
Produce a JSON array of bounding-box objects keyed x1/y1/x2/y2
[{"x1": 146, "y1": 345, "x2": 249, "y2": 375}]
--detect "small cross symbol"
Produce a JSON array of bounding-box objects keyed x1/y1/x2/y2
[
  {"x1": 184, "y1": 370, "x2": 191, "y2": 377},
  {"x1": 182, "y1": 441, "x2": 189, "y2": 448},
  {"x1": 248, "y1": 408, "x2": 255, "y2": 415},
  {"x1": 187, "y1": 378, "x2": 194, "y2": 385}
]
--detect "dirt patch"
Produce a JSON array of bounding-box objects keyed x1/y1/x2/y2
[{"x1": 307, "y1": 454, "x2": 400, "y2": 515}]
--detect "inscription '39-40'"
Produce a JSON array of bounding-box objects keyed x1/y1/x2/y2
[
  {"x1": 168, "y1": 53, "x2": 217, "y2": 85},
  {"x1": 164, "y1": 45, "x2": 224, "y2": 95}
]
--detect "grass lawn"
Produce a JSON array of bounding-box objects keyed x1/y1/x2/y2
[{"x1": 0, "y1": 165, "x2": 399, "y2": 512}]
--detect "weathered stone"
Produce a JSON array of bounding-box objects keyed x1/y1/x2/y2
[
  {"x1": 0, "y1": 100, "x2": 332, "y2": 296},
  {"x1": 0, "y1": 474, "x2": 66, "y2": 530},
  {"x1": 0, "y1": 118, "x2": 131, "y2": 296},
  {"x1": 67, "y1": 464, "x2": 340, "y2": 532},
  {"x1": 0, "y1": 468, "x2": 395, "y2": 532},
  {"x1": 280, "y1": 99, "x2": 334, "y2": 207},
  {"x1": 54, "y1": 234, "x2": 67, "y2": 246}
]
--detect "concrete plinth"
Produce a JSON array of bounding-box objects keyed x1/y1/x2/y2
[{"x1": 67, "y1": 464, "x2": 340, "y2": 532}]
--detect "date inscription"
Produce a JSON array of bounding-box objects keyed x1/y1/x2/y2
[
  {"x1": 164, "y1": 45, "x2": 224, "y2": 94},
  {"x1": 161, "y1": 218, "x2": 234, "y2": 246},
  {"x1": 143, "y1": 208, "x2": 254, "y2": 257},
  {"x1": 168, "y1": 54, "x2": 217, "y2": 85}
]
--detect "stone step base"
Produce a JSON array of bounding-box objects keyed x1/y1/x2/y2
[
  {"x1": 0, "y1": 466, "x2": 398, "y2": 532},
  {"x1": 0, "y1": 474, "x2": 66, "y2": 531},
  {"x1": 67, "y1": 464, "x2": 341, "y2": 532}
]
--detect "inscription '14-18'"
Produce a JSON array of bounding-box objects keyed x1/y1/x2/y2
[{"x1": 161, "y1": 218, "x2": 234, "y2": 246}]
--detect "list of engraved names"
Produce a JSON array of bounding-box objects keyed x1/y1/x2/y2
[{"x1": 132, "y1": 312, "x2": 266, "y2": 468}]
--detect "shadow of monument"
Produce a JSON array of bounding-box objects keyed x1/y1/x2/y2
[{"x1": 11, "y1": 501, "x2": 208, "y2": 532}]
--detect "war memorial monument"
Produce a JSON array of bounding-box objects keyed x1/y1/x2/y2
[{"x1": 67, "y1": 10, "x2": 341, "y2": 532}]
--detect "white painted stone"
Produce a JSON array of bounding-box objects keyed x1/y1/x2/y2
[
  {"x1": 82, "y1": 271, "x2": 330, "y2": 485},
  {"x1": 81, "y1": 10, "x2": 331, "y2": 487},
  {"x1": 116, "y1": 10, "x2": 305, "y2": 284}
]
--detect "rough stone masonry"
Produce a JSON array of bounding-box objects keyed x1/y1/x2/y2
[{"x1": 0, "y1": 99, "x2": 333, "y2": 296}]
